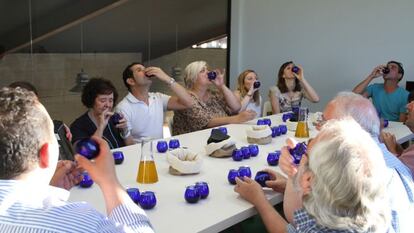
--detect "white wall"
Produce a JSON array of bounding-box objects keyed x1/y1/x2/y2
[{"x1": 230, "y1": 0, "x2": 414, "y2": 111}]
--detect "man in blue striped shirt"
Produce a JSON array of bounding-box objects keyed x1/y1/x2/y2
[{"x1": 0, "y1": 87, "x2": 154, "y2": 233}]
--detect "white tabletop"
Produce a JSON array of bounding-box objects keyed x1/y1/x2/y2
[{"x1": 68, "y1": 114, "x2": 412, "y2": 233}]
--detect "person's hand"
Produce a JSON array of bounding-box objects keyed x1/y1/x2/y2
[
  {"x1": 293, "y1": 64, "x2": 304, "y2": 81},
  {"x1": 145, "y1": 66, "x2": 170, "y2": 82},
  {"x1": 380, "y1": 131, "x2": 400, "y2": 156},
  {"x1": 262, "y1": 169, "x2": 287, "y2": 193},
  {"x1": 246, "y1": 83, "x2": 259, "y2": 97},
  {"x1": 96, "y1": 109, "x2": 111, "y2": 130},
  {"x1": 236, "y1": 110, "x2": 256, "y2": 122},
  {"x1": 63, "y1": 124, "x2": 72, "y2": 141},
  {"x1": 75, "y1": 136, "x2": 119, "y2": 188},
  {"x1": 49, "y1": 160, "x2": 83, "y2": 190},
  {"x1": 210, "y1": 69, "x2": 225, "y2": 87},
  {"x1": 113, "y1": 112, "x2": 128, "y2": 130},
  {"x1": 234, "y1": 177, "x2": 266, "y2": 206},
  {"x1": 368, "y1": 65, "x2": 386, "y2": 79},
  {"x1": 279, "y1": 138, "x2": 298, "y2": 177}
]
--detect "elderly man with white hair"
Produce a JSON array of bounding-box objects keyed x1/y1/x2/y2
[
  {"x1": 235, "y1": 118, "x2": 390, "y2": 232},
  {"x1": 277, "y1": 92, "x2": 414, "y2": 233}
]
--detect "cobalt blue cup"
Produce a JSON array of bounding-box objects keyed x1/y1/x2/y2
[
  {"x1": 267, "y1": 151, "x2": 281, "y2": 166},
  {"x1": 76, "y1": 138, "x2": 100, "y2": 159},
  {"x1": 382, "y1": 67, "x2": 390, "y2": 74},
  {"x1": 282, "y1": 113, "x2": 293, "y2": 122},
  {"x1": 185, "y1": 185, "x2": 201, "y2": 203},
  {"x1": 289, "y1": 142, "x2": 307, "y2": 165},
  {"x1": 292, "y1": 66, "x2": 300, "y2": 74},
  {"x1": 157, "y1": 140, "x2": 168, "y2": 153},
  {"x1": 228, "y1": 169, "x2": 239, "y2": 185},
  {"x1": 271, "y1": 126, "x2": 281, "y2": 138},
  {"x1": 112, "y1": 151, "x2": 124, "y2": 165},
  {"x1": 111, "y1": 112, "x2": 123, "y2": 125},
  {"x1": 207, "y1": 71, "x2": 217, "y2": 80},
  {"x1": 279, "y1": 125, "x2": 287, "y2": 134},
  {"x1": 126, "y1": 187, "x2": 140, "y2": 204},
  {"x1": 383, "y1": 119, "x2": 389, "y2": 128},
  {"x1": 232, "y1": 149, "x2": 243, "y2": 162},
  {"x1": 139, "y1": 191, "x2": 157, "y2": 209},
  {"x1": 263, "y1": 118, "x2": 272, "y2": 126},
  {"x1": 79, "y1": 171, "x2": 94, "y2": 188},
  {"x1": 241, "y1": 146, "x2": 251, "y2": 160},
  {"x1": 238, "y1": 166, "x2": 252, "y2": 179},
  {"x1": 255, "y1": 171, "x2": 271, "y2": 187},
  {"x1": 253, "y1": 81, "x2": 261, "y2": 88},
  {"x1": 218, "y1": 127, "x2": 228, "y2": 135},
  {"x1": 169, "y1": 138, "x2": 180, "y2": 149},
  {"x1": 248, "y1": 144, "x2": 259, "y2": 157},
  {"x1": 195, "y1": 182, "x2": 209, "y2": 199},
  {"x1": 257, "y1": 119, "x2": 266, "y2": 125}
]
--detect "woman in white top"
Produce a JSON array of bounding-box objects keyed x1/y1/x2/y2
[
  {"x1": 234, "y1": 69, "x2": 262, "y2": 117},
  {"x1": 269, "y1": 61, "x2": 319, "y2": 114}
]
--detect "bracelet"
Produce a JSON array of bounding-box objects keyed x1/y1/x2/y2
[
  {"x1": 120, "y1": 129, "x2": 131, "y2": 139},
  {"x1": 168, "y1": 77, "x2": 176, "y2": 86}
]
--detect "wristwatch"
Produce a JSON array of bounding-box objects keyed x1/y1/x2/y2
[{"x1": 168, "y1": 78, "x2": 176, "y2": 86}]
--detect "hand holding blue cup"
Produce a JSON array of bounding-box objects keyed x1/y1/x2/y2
[
  {"x1": 254, "y1": 171, "x2": 271, "y2": 187},
  {"x1": 207, "y1": 71, "x2": 217, "y2": 80},
  {"x1": 76, "y1": 138, "x2": 100, "y2": 159},
  {"x1": 111, "y1": 112, "x2": 123, "y2": 125},
  {"x1": 253, "y1": 81, "x2": 261, "y2": 89}
]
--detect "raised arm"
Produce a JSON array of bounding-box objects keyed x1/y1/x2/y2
[
  {"x1": 211, "y1": 70, "x2": 241, "y2": 113},
  {"x1": 145, "y1": 67, "x2": 193, "y2": 110},
  {"x1": 353, "y1": 65, "x2": 384, "y2": 97},
  {"x1": 295, "y1": 65, "x2": 319, "y2": 102},
  {"x1": 234, "y1": 85, "x2": 259, "y2": 113},
  {"x1": 76, "y1": 136, "x2": 154, "y2": 232}
]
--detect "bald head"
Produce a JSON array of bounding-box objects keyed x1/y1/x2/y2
[{"x1": 323, "y1": 92, "x2": 380, "y2": 137}]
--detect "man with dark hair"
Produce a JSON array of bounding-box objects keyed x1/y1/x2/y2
[
  {"x1": 0, "y1": 87, "x2": 154, "y2": 232},
  {"x1": 353, "y1": 60, "x2": 408, "y2": 121},
  {"x1": 117, "y1": 63, "x2": 193, "y2": 141}
]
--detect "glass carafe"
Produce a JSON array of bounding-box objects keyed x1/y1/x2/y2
[
  {"x1": 295, "y1": 107, "x2": 309, "y2": 138},
  {"x1": 137, "y1": 138, "x2": 159, "y2": 184}
]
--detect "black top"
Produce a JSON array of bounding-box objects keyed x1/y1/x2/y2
[{"x1": 70, "y1": 112, "x2": 125, "y2": 149}]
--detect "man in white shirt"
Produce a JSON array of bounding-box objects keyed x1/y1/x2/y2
[
  {"x1": 116, "y1": 63, "x2": 193, "y2": 141},
  {"x1": 0, "y1": 87, "x2": 154, "y2": 233}
]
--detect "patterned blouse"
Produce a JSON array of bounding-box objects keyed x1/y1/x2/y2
[
  {"x1": 172, "y1": 90, "x2": 231, "y2": 135},
  {"x1": 269, "y1": 86, "x2": 308, "y2": 113}
]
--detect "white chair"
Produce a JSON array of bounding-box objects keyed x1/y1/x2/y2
[{"x1": 262, "y1": 100, "x2": 273, "y2": 116}]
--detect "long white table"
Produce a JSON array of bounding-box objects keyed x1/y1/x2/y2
[{"x1": 69, "y1": 114, "x2": 412, "y2": 233}]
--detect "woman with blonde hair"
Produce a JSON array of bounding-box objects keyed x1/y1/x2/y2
[
  {"x1": 172, "y1": 61, "x2": 256, "y2": 135},
  {"x1": 233, "y1": 69, "x2": 262, "y2": 117}
]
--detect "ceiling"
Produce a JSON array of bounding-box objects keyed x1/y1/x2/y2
[{"x1": 0, "y1": 0, "x2": 228, "y2": 60}]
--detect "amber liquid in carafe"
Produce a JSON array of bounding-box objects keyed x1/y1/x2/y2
[{"x1": 137, "y1": 160, "x2": 158, "y2": 184}]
